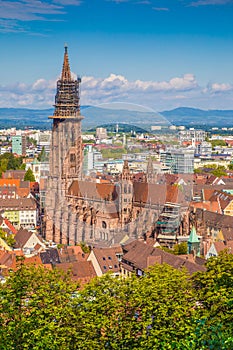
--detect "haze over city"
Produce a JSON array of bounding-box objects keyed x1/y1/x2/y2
[{"x1": 0, "y1": 0, "x2": 233, "y2": 111}]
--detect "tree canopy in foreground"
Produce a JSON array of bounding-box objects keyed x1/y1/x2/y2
[{"x1": 0, "y1": 252, "x2": 232, "y2": 349}]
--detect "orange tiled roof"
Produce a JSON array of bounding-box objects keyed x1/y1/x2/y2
[
  {"x1": 3, "y1": 218, "x2": 17, "y2": 234},
  {"x1": 190, "y1": 201, "x2": 221, "y2": 213},
  {"x1": 92, "y1": 246, "x2": 122, "y2": 274},
  {"x1": 0, "y1": 179, "x2": 21, "y2": 187}
]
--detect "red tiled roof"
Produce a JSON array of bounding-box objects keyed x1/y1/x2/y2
[
  {"x1": 56, "y1": 261, "x2": 96, "y2": 284},
  {"x1": 122, "y1": 240, "x2": 205, "y2": 275},
  {"x1": 58, "y1": 245, "x2": 88, "y2": 263},
  {"x1": 0, "y1": 179, "x2": 21, "y2": 187},
  {"x1": 0, "y1": 197, "x2": 37, "y2": 210},
  {"x1": 191, "y1": 208, "x2": 233, "y2": 241},
  {"x1": 92, "y1": 246, "x2": 122, "y2": 274},
  {"x1": 190, "y1": 201, "x2": 221, "y2": 213},
  {"x1": 14, "y1": 229, "x2": 33, "y2": 248},
  {"x1": 2, "y1": 170, "x2": 26, "y2": 180},
  {"x1": 213, "y1": 241, "x2": 226, "y2": 253},
  {"x1": 3, "y1": 218, "x2": 17, "y2": 234},
  {"x1": 69, "y1": 180, "x2": 118, "y2": 201}
]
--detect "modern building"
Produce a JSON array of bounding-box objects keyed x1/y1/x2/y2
[
  {"x1": 12, "y1": 135, "x2": 26, "y2": 156},
  {"x1": 160, "y1": 148, "x2": 194, "y2": 174},
  {"x1": 196, "y1": 141, "x2": 212, "y2": 156},
  {"x1": 37, "y1": 131, "x2": 51, "y2": 156},
  {"x1": 83, "y1": 145, "x2": 94, "y2": 175}
]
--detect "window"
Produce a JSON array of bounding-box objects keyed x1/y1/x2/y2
[
  {"x1": 102, "y1": 221, "x2": 107, "y2": 229},
  {"x1": 70, "y1": 153, "x2": 76, "y2": 162},
  {"x1": 103, "y1": 257, "x2": 106, "y2": 261},
  {"x1": 103, "y1": 266, "x2": 107, "y2": 270},
  {"x1": 108, "y1": 256, "x2": 112, "y2": 260}
]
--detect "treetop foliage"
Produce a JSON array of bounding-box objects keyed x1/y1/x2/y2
[
  {"x1": 0, "y1": 252, "x2": 232, "y2": 349},
  {"x1": 24, "y1": 167, "x2": 36, "y2": 182},
  {"x1": 0, "y1": 152, "x2": 24, "y2": 177}
]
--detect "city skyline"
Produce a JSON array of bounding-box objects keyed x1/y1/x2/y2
[{"x1": 0, "y1": 0, "x2": 233, "y2": 111}]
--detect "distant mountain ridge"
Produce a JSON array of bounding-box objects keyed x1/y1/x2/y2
[{"x1": 0, "y1": 106, "x2": 233, "y2": 129}]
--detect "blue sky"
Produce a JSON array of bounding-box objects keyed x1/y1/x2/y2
[{"x1": 0, "y1": 0, "x2": 233, "y2": 111}]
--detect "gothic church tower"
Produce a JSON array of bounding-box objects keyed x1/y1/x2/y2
[
  {"x1": 49, "y1": 45, "x2": 83, "y2": 183},
  {"x1": 45, "y1": 46, "x2": 83, "y2": 244}
]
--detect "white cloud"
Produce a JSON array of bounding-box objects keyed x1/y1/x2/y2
[
  {"x1": 53, "y1": 0, "x2": 82, "y2": 5},
  {"x1": 204, "y1": 82, "x2": 233, "y2": 94},
  {"x1": 152, "y1": 7, "x2": 169, "y2": 11},
  {"x1": 0, "y1": 0, "x2": 82, "y2": 32},
  {"x1": 82, "y1": 73, "x2": 198, "y2": 94},
  {"x1": 0, "y1": 73, "x2": 233, "y2": 110},
  {"x1": 32, "y1": 78, "x2": 56, "y2": 90},
  {"x1": 189, "y1": 0, "x2": 232, "y2": 6}
]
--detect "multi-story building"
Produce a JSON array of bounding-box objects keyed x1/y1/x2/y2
[
  {"x1": 83, "y1": 145, "x2": 94, "y2": 175},
  {"x1": 96, "y1": 127, "x2": 107, "y2": 140},
  {"x1": 179, "y1": 129, "x2": 206, "y2": 143},
  {"x1": 0, "y1": 198, "x2": 37, "y2": 229},
  {"x1": 37, "y1": 131, "x2": 51, "y2": 155},
  {"x1": 196, "y1": 141, "x2": 212, "y2": 156},
  {"x1": 12, "y1": 135, "x2": 26, "y2": 156},
  {"x1": 160, "y1": 148, "x2": 194, "y2": 174}
]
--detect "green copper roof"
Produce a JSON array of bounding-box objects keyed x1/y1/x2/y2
[
  {"x1": 188, "y1": 226, "x2": 199, "y2": 243},
  {"x1": 32, "y1": 158, "x2": 39, "y2": 164}
]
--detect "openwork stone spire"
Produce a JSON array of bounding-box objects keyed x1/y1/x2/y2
[
  {"x1": 51, "y1": 45, "x2": 81, "y2": 118},
  {"x1": 61, "y1": 44, "x2": 71, "y2": 81}
]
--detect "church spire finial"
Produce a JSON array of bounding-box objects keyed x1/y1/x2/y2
[{"x1": 61, "y1": 44, "x2": 71, "y2": 81}]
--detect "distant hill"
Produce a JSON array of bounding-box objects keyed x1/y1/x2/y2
[
  {"x1": 161, "y1": 107, "x2": 233, "y2": 127},
  {"x1": 0, "y1": 106, "x2": 233, "y2": 130},
  {"x1": 88, "y1": 123, "x2": 148, "y2": 133},
  {"x1": 0, "y1": 108, "x2": 53, "y2": 129}
]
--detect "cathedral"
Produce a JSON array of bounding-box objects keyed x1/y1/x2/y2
[{"x1": 45, "y1": 47, "x2": 190, "y2": 246}]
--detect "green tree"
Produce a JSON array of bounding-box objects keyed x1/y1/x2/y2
[
  {"x1": 74, "y1": 264, "x2": 197, "y2": 350},
  {"x1": 211, "y1": 166, "x2": 227, "y2": 177},
  {"x1": 210, "y1": 139, "x2": 227, "y2": 149},
  {"x1": 24, "y1": 168, "x2": 36, "y2": 182},
  {"x1": 0, "y1": 153, "x2": 24, "y2": 174},
  {"x1": 194, "y1": 168, "x2": 202, "y2": 174},
  {"x1": 191, "y1": 251, "x2": 233, "y2": 349},
  {"x1": 0, "y1": 227, "x2": 15, "y2": 247},
  {"x1": 27, "y1": 136, "x2": 37, "y2": 147},
  {"x1": 78, "y1": 241, "x2": 90, "y2": 253},
  {"x1": 0, "y1": 262, "x2": 78, "y2": 350},
  {"x1": 37, "y1": 146, "x2": 47, "y2": 162},
  {"x1": 173, "y1": 242, "x2": 188, "y2": 255},
  {"x1": 0, "y1": 254, "x2": 232, "y2": 349}
]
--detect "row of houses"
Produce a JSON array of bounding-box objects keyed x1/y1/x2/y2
[
  {"x1": 1, "y1": 220, "x2": 232, "y2": 288},
  {"x1": 0, "y1": 172, "x2": 39, "y2": 230}
]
